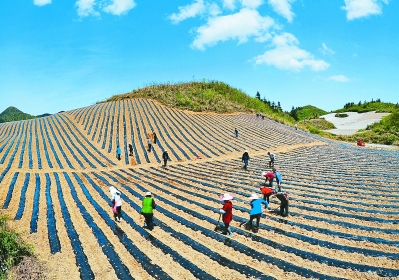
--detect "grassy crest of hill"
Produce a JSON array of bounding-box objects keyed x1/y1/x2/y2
[
  {"x1": 106, "y1": 81, "x2": 296, "y2": 125},
  {"x1": 0, "y1": 107, "x2": 35, "y2": 123},
  {"x1": 289, "y1": 105, "x2": 328, "y2": 121},
  {"x1": 334, "y1": 100, "x2": 399, "y2": 113}
]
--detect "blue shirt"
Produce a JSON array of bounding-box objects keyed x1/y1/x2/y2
[
  {"x1": 116, "y1": 147, "x2": 121, "y2": 154},
  {"x1": 249, "y1": 198, "x2": 268, "y2": 215},
  {"x1": 274, "y1": 171, "x2": 282, "y2": 184}
]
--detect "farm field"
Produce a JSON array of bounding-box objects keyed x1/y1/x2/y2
[{"x1": 0, "y1": 99, "x2": 398, "y2": 280}]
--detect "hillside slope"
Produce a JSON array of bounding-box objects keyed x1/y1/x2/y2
[{"x1": 0, "y1": 98, "x2": 398, "y2": 280}]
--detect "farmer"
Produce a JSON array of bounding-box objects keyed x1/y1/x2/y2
[
  {"x1": 162, "y1": 150, "x2": 169, "y2": 167},
  {"x1": 141, "y1": 191, "x2": 156, "y2": 230},
  {"x1": 116, "y1": 146, "x2": 121, "y2": 161},
  {"x1": 109, "y1": 186, "x2": 122, "y2": 222},
  {"x1": 128, "y1": 144, "x2": 133, "y2": 156},
  {"x1": 267, "y1": 152, "x2": 275, "y2": 168},
  {"x1": 272, "y1": 168, "x2": 283, "y2": 192},
  {"x1": 274, "y1": 191, "x2": 289, "y2": 217},
  {"x1": 242, "y1": 150, "x2": 250, "y2": 170},
  {"x1": 153, "y1": 132, "x2": 157, "y2": 144},
  {"x1": 262, "y1": 171, "x2": 275, "y2": 187},
  {"x1": 244, "y1": 193, "x2": 268, "y2": 232},
  {"x1": 235, "y1": 128, "x2": 238, "y2": 138},
  {"x1": 147, "y1": 137, "x2": 152, "y2": 152},
  {"x1": 219, "y1": 193, "x2": 234, "y2": 237}
]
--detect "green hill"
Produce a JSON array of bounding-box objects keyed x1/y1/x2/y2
[
  {"x1": 105, "y1": 80, "x2": 296, "y2": 125},
  {"x1": 289, "y1": 105, "x2": 328, "y2": 121},
  {"x1": 0, "y1": 107, "x2": 35, "y2": 123},
  {"x1": 334, "y1": 100, "x2": 398, "y2": 113}
]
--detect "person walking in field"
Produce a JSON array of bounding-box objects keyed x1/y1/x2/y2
[
  {"x1": 242, "y1": 150, "x2": 250, "y2": 170},
  {"x1": 109, "y1": 186, "x2": 122, "y2": 222},
  {"x1": 243, "y1": 193, "x2": 268, "y2": 232},
  {"x1": 147, "y1": 137, "x2": 152, "y2": 152},
  {"x1": 267, "y1": 152, "x2": 275, "y2": 168},
  {"x1": 153, "y1": 132, "x2": 157, "y2": 144},
  {"x1": 162, "y1": 150, "x2": 169, "y2": 167},
  {"x1": 116, "y1": 146, "x2": 121, "y2": 161},
  {"x1": 128, "y1": 144, "x2": 133, "y2": 156},
  {"x1": 219, "y1": 193, "x2": 234, "y2": 237},
  {"x1": 235, "y1": 128, "x2": 238, "y2": 138},
  {"x1": 272, "y1": 168, "x2": 283, "y2": 192},
  {"x1": 141, "y1": 191, "x2": 156, "y2": 230}
]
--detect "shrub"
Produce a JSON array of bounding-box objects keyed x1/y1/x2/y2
[
  {"x1": 335, "y1": 113, "x2": 348, "y2": 118},
  {"x1": 0, "y1": 215, "x2": 33, "y2": 278}
]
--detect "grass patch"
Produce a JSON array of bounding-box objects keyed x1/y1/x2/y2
[
  {"x1": 0, "y1": 215, "x2": 34, "y2": 280},
  {"x1": 104, "y1": 80, "x2": 296, "y2": 125}
]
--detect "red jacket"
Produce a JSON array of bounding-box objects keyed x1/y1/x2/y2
[{"x1": 222, "y1": 201, "x2": 233, "y2": 224}]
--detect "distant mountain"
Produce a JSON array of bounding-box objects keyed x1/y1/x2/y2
[
  {"x1": 289, "y1": 105, "x2": 328, "y2": 121},
  {"x1": 334, "y1": 100, "x2": 398, "y2": 113},
  {"x1": 0, "y1": 106, "x2": 36, "y2": 123},
  {"x1": 36, "y1": 113, "x2": 52, "y2": 118}
]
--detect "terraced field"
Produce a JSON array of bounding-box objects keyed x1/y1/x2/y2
[{"x1": 0, "y1": 99, "x2": 398, "y2": 279}]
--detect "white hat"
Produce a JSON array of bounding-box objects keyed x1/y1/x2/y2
[
  {"x1": 261, "y1": 171, "x2": 267, "y2": 177},
  {"x1": 245, "y1": 150, "x2": 248, "y2": 153},
  {"x1": 249, "y1": 193, "x2": 259, "y2": 200},
  {"x1": 145, "y1": 191, "x2": 152, "y2": 196},
  {"x1": 220, "y1": 193, "x2": 234, "y2": 201}
]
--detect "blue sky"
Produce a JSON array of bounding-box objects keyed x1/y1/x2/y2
[{"x1": 0, "y1": 0, "x2": 398, "y2": 115}]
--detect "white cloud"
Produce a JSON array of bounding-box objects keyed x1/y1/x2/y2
[
  {"x1": 34, "y1": 0, "x2": 51, "y2": 6},
  {"x1": 170, "y1": 0, "x2": 207, "y2": 24},
  {"x1": 191, "y1": 8, "x2": 275, "y2": 50},
  {"x1": 75, "y1": 0, "x2": 99, "y2": 17},
  {"x1": 329, "y1": 75, "x2": 350, "y2": 82},
  {"x1": 341, "y1": 0, "x2": 388, "y2": 20},
  {"x1": 241, "y1": 0, "x2": 264, "y2": 9},
  {"x1": 223, "y1": 0, "x2": 237, "y2": 10},
  {"x1": 268, "y1": 0, "x2": 295, "y2": 23},
  {"x1": 103, "y1": 0, "x2": 136, "y2": 15},
  {"x1": 320, "y1": 43, "x2": 335, "y2": 55},
  {"x1": 254, "y1": 33, "x2": 330, "y2": 71}
]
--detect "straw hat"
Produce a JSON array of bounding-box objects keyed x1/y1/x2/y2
[
  {"x1": 220, "y1": 193, "x2": 234, "y2": 201},
  {"x1": 145, "y1": 191, "x2": 152, "y2": 196},
  {"x1": 249, "y1": 193, "x2": 259, "y2": 200}
]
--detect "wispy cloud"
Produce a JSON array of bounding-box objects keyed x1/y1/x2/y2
[
  {"x1": 254, "y1": 33, "x2": 330, "y2": 71},
  {"x1": 320, "y1": 43, "x2": 335, "y2": 55},
  {"x1": 267, "y1": 0, "x2": 296, "y2": 23},
  {"x1": 170, "y1": 0, "x2": 208, "y2": 24},
  {"x1": 242, "y1": 0, "x2": 264, "y2": 9},
  {"x1": 341, "y1": 0, "x2": 389, "y2": 20},
  {"x1": 34, "y1": 0, "x2": 51, "y2": 6},
  {"x1": 329, "y1": 75, "x2": 350, "y2": 82},
  {"x1": 223, "y1": 0, "x2": 237, "y2": 10},
  {"x1": 103, "y1": 0, "x2": 136, "y2": 15},
  {"x1": 190, "y1": 8, "x2": 275, "y2": 50},
  {"x1": 75, "y1": 0, "x2": 99, "y2": 17}
]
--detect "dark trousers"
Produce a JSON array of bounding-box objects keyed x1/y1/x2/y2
[
  {"x1": 154, "y1": 138, "x2": 157, "y2": 144},
  {"x1": 263, "y1": 194, "x2": 271, "y2": 204},
  {"x1": 117, "y1": 154, "x2": 121, "y2": 161},
  {"x1": 142, "y1": 213, "x2": 154, "y2": 230},
  {"x1": 148, "y1": 144, "x2": 152, "y2": 152},
  {"x1": 114, "y1": 206, "x2": 122, "y2": 220},
  {"x1": 269, "y1": 160, "x2": 274, "y2": 167},
  {"x1": 280, "y1": 201, "x2": 289, "y2": 217},
  {"x1": 163, "y1": 159, "x2": 167, "y2": 167},
  {"x1": 249, "y1": 213, "x2": 261, "y2": 228}
]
